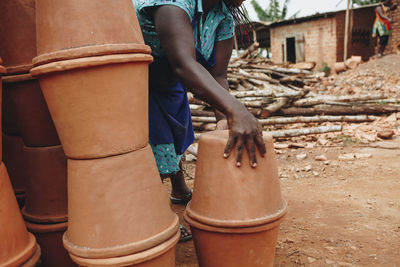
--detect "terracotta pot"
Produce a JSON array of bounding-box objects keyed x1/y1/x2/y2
[
  {"x1": 22, "y1": 145, "x2": 68, "y2": 223},
  {"x1": 2, "y1": 134, "x2": 27, "y2": 196},
  {"x1": 21, "y1": 245, "x2": 41, "y2": 267},
  {"x1": 68, "y1": 231, "x2": 179, "y2": 267},
  {"x1": 25, "y1": 221, "x2": 77, "y2": 267},
  {"x1": 0, "y1": 61, "x2": 6, "y2": 161},
  {"x1": 0, "y1": 0, "x2": 36, "y2": 74},
  {"x1": 0, "y1": 162, "x2": 40, "y2": 267},
  {"x1": 334, "y1": 62, "x2": 347, "y2": 73},
  {"x1": 2, "y1": 80, "x2": 20, "y2": 137},
  {"x1": 184, "y1": 214, "x2": 285, "y2": 267},
  {"x1": 3, "y1": 73, "x2": 60, "y2": 147},
  {"x1": 31, "y1": 54, "x2": 152, "y2": 159},
  {"x1": 345, "y1": 56, "x2": 362, "y2": 69},
  {"x1": 64, "y1": 145, "x2": 179, "y2": 258},
  {"x1": 34, "y1": 0, "x2": 150, "y2": 66},
  {"x1": 186, "y1": 130, "x2": 287, "y2": 227}
]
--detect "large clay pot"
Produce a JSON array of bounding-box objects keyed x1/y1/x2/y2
[
  {"x1": 64, "y1": 145, "x2": 179, "y2": 259},
  {"x1": 2, "y1": 134, "x2": 27, "y2": 198},
  {"x1": 334, "y1": 62, "x2": 347, "y2": 74},
  {"x1": 184, "y1": 130, "x2": 287, "y2": 267},
  {"x1": 68, "y1": 231, "x2": 179, "y2": 267},
  {"x1": 0, "y1": 0, "x2": 36, "y2": 74},
  {"x1": 2, "y1": 73, "x2": 60, "y2": 147},
  {"x1": 2, "y1": 76, "x2": 20, "y2": 137},
  {"x1": 34, "y1": 0, "x2": 150, "y2": 66},
  {"x1": 0, "y1": 163, "x2": 40, "y2": 267},
  {"x1": 31, "y1": 54, "x2": 152, "y2": 159},
  {"x1": 22, "y1": 145, "x2": 68, "y2": 223},
  {"x1": 0, "y1": 60, "x2": 6, "y2": 161},
  {"x1": 25, "y1": 221, "x2": 77, "y2": 267},
  {"x1": 345, "y1": 55, "x2": 362, "y2": 69}
]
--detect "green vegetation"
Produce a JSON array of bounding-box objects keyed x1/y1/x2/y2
[
  {"x1": 336, "y1": 135, "x2": 361, "y2": 144},
  {"x1": 352, "y1": 0, "x2": 380, "y2": 6},
  {"x1": 250, "y1": 0, "x2": 298, "y2": 22}
]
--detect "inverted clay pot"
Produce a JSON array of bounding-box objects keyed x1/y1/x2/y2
[
  {"x1": 3, "y1": 73, "x2": 60, "y2": 147},
  {"x1": 2, "y1": 134, "x2": 27, "y2": 197},
  {"x1": 25, "y1": 221, "x2": 77, "y2": 267},
  {"x1": 2, "y1": 78, "x2": 20, "y2": 137},
  {"x1": 0, "y1": 61, "x2": 6, "y2": 161},
  {"x1": 68, "y1": 231, "x2": 179, "y2": 267},
  {"x1": 0, "y1": 162, "x2": 40, "y2": 267},
  {"x1": 0, "y1": 0, "x2": 36, "y2": 74},
  {"x1": 22, "y1": 145, "x2": 68, "y2": 223},
  {"x1": 64, "y1": 145, "x2": 179, "y2": 259},
  {"x1": 34, "y1": 0, "x2": 150, "y2": 66},
  {"x1": 184, "y1": 130, "x2": 287, "y2": 267},
  {"x1": 345, "y1": 55, "x2": 362, "y2": 69},
  {"x1": 31, "y1": 54, "x2": 152, "y2": 159},
  {"x1": 334, "y1": 62, "x2": 347, "y2": 74}
]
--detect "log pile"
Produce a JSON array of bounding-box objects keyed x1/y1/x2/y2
[{"x1": 189, "y1": 43, "x2": 400, "y2": 142}]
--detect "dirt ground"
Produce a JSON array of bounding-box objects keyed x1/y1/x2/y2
[{"x1": 164, "y1": 136, "x2": 400, "y2": 267}]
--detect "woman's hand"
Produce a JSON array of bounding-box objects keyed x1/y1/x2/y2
[{"x1": 224, "y1": 104, "x2": 266, "y2": 168}]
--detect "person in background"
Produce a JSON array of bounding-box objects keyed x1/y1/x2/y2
[
  {"x1": 134, "y1": 0, "x2": 266, "y2": 242},
  {"x1": 372, "y1": 0, "x2": 398, "y2": 57}
]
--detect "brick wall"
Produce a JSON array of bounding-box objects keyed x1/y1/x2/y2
[
  {"x1": 270, "y1": 17, "x2": 337, "y2": 70},
  {"x1": 392, "y1": 1, "x2": 400, "y2": 52}
]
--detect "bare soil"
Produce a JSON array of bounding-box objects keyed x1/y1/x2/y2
[{"x1": 164, "y1": 137, "x2": 400, "y2": 267}]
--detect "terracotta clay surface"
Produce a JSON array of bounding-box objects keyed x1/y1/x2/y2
[
  {"x1": 65, "y1": 145, "x2": 178, "y2": 258},
  {"x1": 31, "y1": 54, "x2": 152, "y2": 159},
  {"x1": 0, "y1": 0, "x2": 36, "y2": 74},
  {"x1": 2, "y1": 134, "x2": 27, "y2": 196},
  {"x1": 0, "y1": 163, "x2": 39, "y2": 267},
  {"x1": 3, "y1": 74, "x2": 60, "y2": 147},
  {"x1": 68, "y1": 231, "x2": 179, "y2": 267},
  {"x1": 25, "y1": 221, "x2": 77, "y2": 267},
  {"x1": 22, "y1": 145, "x2": 68, "y2": 223},
  {"x1": 2, "y1": 82, "x2": 20, "y2": 136},
  {"x1": 186, "y1": 130, "x2": 287, "y2": 227},
  {"x1": 34, "y1": 0, "x2": 150, "y2": 65}
]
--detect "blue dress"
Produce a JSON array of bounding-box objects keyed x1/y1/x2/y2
[{"x1": 134, "y1": 0, "x2": 234, "y2": 174}]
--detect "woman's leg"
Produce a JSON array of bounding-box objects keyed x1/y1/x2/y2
[{"x1": 170, "y1": 161, "x2": 191, "y2": 199}]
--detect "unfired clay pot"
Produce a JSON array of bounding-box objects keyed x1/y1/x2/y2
[
  {"x1": 22, "y1": 145, "x2": 68, "y2": 223},
  {"x1": 64, "y1": 145, "x2": 179, "y2": 259},
  {"x1": 25, "y1": 221, "x2": 77, "y2": 267},
  {"x1": 0, "y1": 163, "x2": 40, "y2": 267},
  {"x1": 2, "y1": 134, "x2": 27, "y2": 198},
  {"x1": 69, "y1": 231, "x2": 179, "y2": 267},
  {"x1": 31, "y1": 54, "x2": 152, "y2": 159},
  {"x1": 184, "y1": 130, "x2": 287, "y2": 267},
  {"x1": 34, "y1": 0, "x2": 150, "y2": 66},
  {"x1": 334, "y1": 62, "x2": 347, "y2": 73},
  {"x1": 345, "y1": 56, "x2": 362, "y2": 69},
  {"x1": 2, "y1": 74, "x2": 60, "y2": 147},
  {"x1": 0, "y1": 0, "x2": 36, "y2": 74}
]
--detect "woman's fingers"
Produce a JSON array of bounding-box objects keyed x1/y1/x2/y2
[
  {"x1": 245, "y1": 137, "x2": 258, "y2": 168},
  {"x1": 235, "y1": 137, "x2": 244, "y2": 167},
  {"x1": 224, "y1": 132, "x2": 236, "y2": 159},
  {"x1": 255, "y1": 132, "x2": 267, "y2": 157}
]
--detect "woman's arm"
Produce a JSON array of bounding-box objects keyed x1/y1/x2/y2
[
  {"x1": 152, "y1": 5, "x2": 266, "y2": 167},
  {"x1": 376, "y1": 6, "x2": 392, "y2": 22}
]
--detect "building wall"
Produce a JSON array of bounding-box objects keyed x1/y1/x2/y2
[
  {"x1": 392, "y1": 3, "x2": 400, "y2": 52},
  {"x1": 270, "y1": 17, "x2": 337, "y2": 69}
]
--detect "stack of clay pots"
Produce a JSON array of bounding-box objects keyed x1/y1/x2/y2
[
  {"x1": 0, "y1": 1, "x2": 76, "y2": 266},
  {"x1": 30, "y1": 1, "x2": 179, "y2": 266},
  {"x1": 0, "y1": 58, "x2": 41, "y2": 267},
  {"x1": 184, "y1": 130, "x2": 287, "y2": 267}
]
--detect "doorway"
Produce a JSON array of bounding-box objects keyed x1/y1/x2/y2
[{"x1": 286, "y1": 37, "x2": 296, "y2": 63}]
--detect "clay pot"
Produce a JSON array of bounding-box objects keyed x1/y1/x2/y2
[
  {"x1": 31, "y1": 54, "x2": 152, "y2": 159},
  {"x1": 25, "y1": 221, "x2": 77, "y2": 267},
  {"x1": 2, "y1": 134, "x2": 27, "y2": 197},
  {"x1": 0, "y1": 61, "x2": 6, "y2": 161},
  {"x1": 0, "y1": 0, "x2": 36, "y2": 74},
  {"x1": 34, "y1": 0, "x2": 150, "y2": 66},
  {"x1": 3, "y1": 74, "x2": 60, "y2": 147},
  {"x1": 345, "y1": 56, "x2": 362, "y2": 69},
  {"x1": 64, "y1": 145, "x2": 179, "y2": 259},
  {"x1": 0, "y1": 162, "x2": 40, "y2": 267},
  {"x1": 68, "y1": 231, "x2": 179, "y2": 267},
  {"x1": 22, "y1": 145, "x2": 68, "y2": 223},
  {"x1": 334, "y1": 62, "x2": 347, "y2": 73},
  {"x1": 184, "y1": 130, "x2": 287, "y2": 267},
  {"x1": 2, "y1": 78, "x2": 20, "y2": 137}
]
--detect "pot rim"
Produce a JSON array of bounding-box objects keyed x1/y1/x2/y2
[
  {"x1": 2, "y1": 73, "x2": 35, "y2": 83},
  {"x1": 0, "y1": 65, "x2": 6, "y2": 74},
  {"x1": 30, "y1": 53, "x2": 153, "y2": 77},
  {"x1": 22, "y1": 207, "x2": 68, "y2": 224},
  {"x1": 184, "y1": 211, "x2": 286, "y2": 234},
  {"x1": 63, "y1": 215, "x2": 179, "y2": 259},
  {"x1": 33, "y1": 43, "x2": 151, "y2": 67},
  {"x1": 68, "y1": 230, "x2": 179, "y2": 267},
  {"x1": 4, "y1": 64, "x2": 32, "y2": 75},
  {"x1": 185, "y1": 199, "x2": 287, "y2": 228},
  {"x1": 20, "y1": 244, "x2": 41, "y2": 267},
  {"x1": 25, "y1": 220, "x2": 68, "y2": 233},
  {"x1": 0, "y1": 233, "x2": 38, "y2": 267}
]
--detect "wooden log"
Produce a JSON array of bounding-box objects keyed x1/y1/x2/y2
[
  {"x1": 189, "y1": 97, "x2": 210, "y2": 106},
  {"x1": 279, "y1": 104, "x2": 400, "y2": 116},
  {"x1": 230, "y1": 89, "x2": 274, "y2": 98},
  {"x1": 189, "y1": 104, "x2": 206, "y2": 110},
  {"x1": 293, "y1": 94, "x2": 386, "y2": 107},
  {"x1": 259, "y1": 115, "x2": 377, "y2": 125},
  {"x1": 269, "y1": 125, "x2": 342, "y2": 138},
  {"x1": 232, "y1": 42, "x2": 259, "y2": 61},
  {"x1": 190, "y1": 109, "x2": 214, "y2": 117},
  {"x1": 263, "y1": 97, "x2": 289, "y2": 117}
]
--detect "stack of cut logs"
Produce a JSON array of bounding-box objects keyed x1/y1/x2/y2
[{"x1": 190, "y1": 42, "x2": 400, "y2": 139}]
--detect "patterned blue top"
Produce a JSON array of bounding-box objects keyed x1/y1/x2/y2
[{"x1": 133, "y1": 0, "x2": 235, "y2": 60}]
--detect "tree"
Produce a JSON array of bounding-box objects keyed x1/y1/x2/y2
[
  {"x1": 352, "y1": 0, "x2": 380, "y2": 6},
  {"x1": 251, "y1": 0, "x2": 295, "y2": 22}
]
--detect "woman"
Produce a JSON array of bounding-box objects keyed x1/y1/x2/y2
[
  {"x1": 134, "y1": 0, "x2": 266, "y2": 242},
  {"x1": 372, "y1": 0, "x2": 397, "y2": 57}
]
